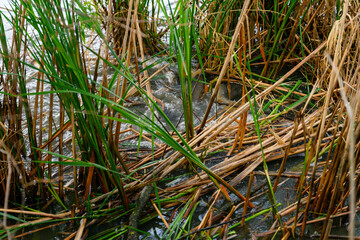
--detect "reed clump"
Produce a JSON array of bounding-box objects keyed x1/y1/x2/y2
[{"x1": 0, "y1": 0, "x2": 359, "y2": 239}]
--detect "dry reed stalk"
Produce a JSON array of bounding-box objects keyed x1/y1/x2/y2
[
  {"x1": 192, "y1": 189, "x2": 221, "y2": 238},
  {"x1": 273, "y1": 115, "x2": 301, "y2": 192},
  {"x1": 6, "y1": 209, "x2": 81, "y2": 231},
  {"x1": 133, "y1": 0, "x2": 153, "y2": 101},
  {"x1": 71, "y1": 105, "x2": 79, "y2": 208},
  {"x1": 218, "y1": 205, "x2": 235, "y2": 238},
  {"x1": 254, "y1": 171, "x2": 320, "y2": 178},
  {"x1": 74, "y1": 214, "x2": 87, "y2": 240},
  {"x1": 82, "y1": 151, "x2": 95, "y2": 203},
  {"x1": 47, "y1": 84, "x2": 54, "y2": 180},
  {"x1": 1, "y1": 147, "x2": 13, "y2": 239},
  {"x1": 241, "y1": 171, "x2": 254, "y2": 225},
  {"x1": 32, "y1": 41, "x2": 43, "y2": 157},
  {"x1": 63, "y1": 231, "x2": 77, "y2": 240},
  {"x1": 14, "y1": 222, "x2": 65, "y2": 238},
  {"x1": 151, "y1": 199, "x2": 170, "y2": 228},
  {"x1": 59, "y1": 100, "x2": 64, "y2": 199},
  {"x1": 183, "y1": 188, "x2": 202, "y2": 220},
  {"x1": 0, "y1": 207, "x2": 66, "y2": 219}
]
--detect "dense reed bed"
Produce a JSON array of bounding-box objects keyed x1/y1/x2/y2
[{"x1": 0, "y1": 0, "x2": 359, "y2": 239}]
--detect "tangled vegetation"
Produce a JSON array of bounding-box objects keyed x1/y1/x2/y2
[{"x1": 0, "y1": 0, "x2": 359, "y2": 239}]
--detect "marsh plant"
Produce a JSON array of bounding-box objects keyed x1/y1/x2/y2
[{"x1": 0, "y1": 0, "x2": 359, "y2": 239}]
